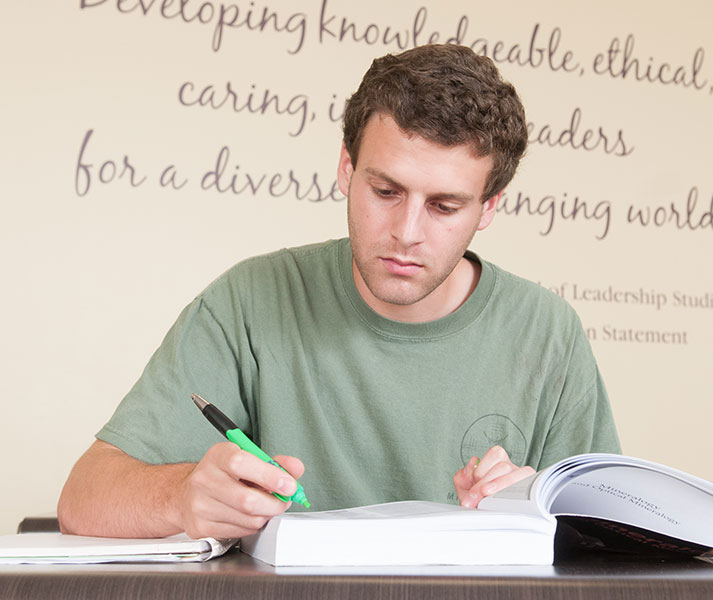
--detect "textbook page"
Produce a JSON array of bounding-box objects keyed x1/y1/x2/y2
[{"x1": 549, "y1": 465, "x2": 713, "y2": 546}]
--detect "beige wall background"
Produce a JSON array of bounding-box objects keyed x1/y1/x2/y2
[{"x1": 1, "y1": 1, "x2": 711, "y2": 535}]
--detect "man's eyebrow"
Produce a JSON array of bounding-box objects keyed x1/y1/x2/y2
[
  {"x1": 363, "y1": 167, "x2": 476, "y2": 202},
  {"x1": 364, "y1": 168, "x2": 404, "y2": 189}
]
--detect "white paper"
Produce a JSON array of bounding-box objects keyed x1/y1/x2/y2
[{"x1": 0, "y1": 532, "x2": 236, "y2": 564}]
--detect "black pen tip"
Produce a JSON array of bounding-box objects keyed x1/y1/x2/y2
[{"x1": 191, "y1": 393, "x2": 209, "y2": 411}]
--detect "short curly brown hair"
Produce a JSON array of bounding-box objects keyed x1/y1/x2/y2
[{"x1": 343, "y1": 44, "x2": 528, "y2": 201}]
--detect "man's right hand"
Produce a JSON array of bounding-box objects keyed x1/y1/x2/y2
[
  {"x1": 57, "y1": 439, "x2": 305, "y2": 540},
  {"x1": 176, "y1": 441, "x2": 304, "y2": 539}
]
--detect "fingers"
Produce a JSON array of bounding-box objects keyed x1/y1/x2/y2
[
  {"x1": 177, "y1": 442, "x2": 304, "y2": 539},
  {"x1": 272, "y1": 455, "x2": 306, "y2": 481},
  {"x1": 181, "y1": 494, "x2": 275, "y2": 540},
  {"x1": 452, "y1": 455, "x2": 480, "y2": 504},
  {"x1": 217, "y1": 444, "x2": 298, "y2": 497},
  {"x1": 472, "y1": 445, "x2": 512, "y2": 484},
  {"x1": 456, "y1": 446, "x2": 535, "y2": 509},
  {"x1": 483, "y1": 465, "x2": 535, "y2": 497}
]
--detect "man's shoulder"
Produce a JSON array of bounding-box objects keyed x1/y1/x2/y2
[
  {"x1": 480, "y1": 259, "x2": 593, "y2": 366},
  {"x1": 482, "y1": 258, "x2": 579, "y2": 322},
  {"x1": 202, "y1": 238, "x2": 345, "y2": 301},
  {"x1": 240, "y1": 238, "x2": 344, "y2": 269}
]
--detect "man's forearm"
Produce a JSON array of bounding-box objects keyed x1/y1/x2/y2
[{"x1": 57, "y1": 440, "x2": 194, "y2": 538}]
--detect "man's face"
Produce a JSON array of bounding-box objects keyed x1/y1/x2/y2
[{"x1": 338, "y1": 113, "x2": 500, "y2": 323}]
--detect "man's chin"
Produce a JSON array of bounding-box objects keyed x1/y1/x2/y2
[{"x1": 368, "y1": 282, "x2": 433, "y2": 307}]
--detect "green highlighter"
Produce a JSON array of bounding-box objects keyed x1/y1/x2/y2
[{"x1": 191, "y1": 393, "x2": 310, "y2": 508}]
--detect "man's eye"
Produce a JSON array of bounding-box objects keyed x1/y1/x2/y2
[
  {"x1": 374, "y1": 188, "x2": 396, "y2": 197},
  {"x1": 434, "y1": 203, "x2": 458, "y2": 214}
]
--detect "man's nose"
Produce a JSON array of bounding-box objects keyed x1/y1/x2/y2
[{"x1": 390, "y1": 200, "x2": 426, "y2": 247}]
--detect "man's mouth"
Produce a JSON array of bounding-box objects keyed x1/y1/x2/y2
[{"x1": 380, "y1": 257, "x2": 423, "y2": 276}]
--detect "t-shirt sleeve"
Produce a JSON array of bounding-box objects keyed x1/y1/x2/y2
[
  {"x1": 96, "y1": 294, "x2": 253, "y2": 465},
  {"x1": 536, "y1": 322, "x2": 621, "y2": 469}
]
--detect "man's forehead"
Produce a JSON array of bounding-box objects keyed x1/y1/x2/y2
[
  {"x1": 356, "y1": 115, "x2": 493, "y2": 197},
  {"x1": 364, "y1": 112, "x2": 487, "y2": 161}
]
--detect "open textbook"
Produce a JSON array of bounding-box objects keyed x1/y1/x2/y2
[
  {"x1": 0, "y1": 533, "x2": 237, "y2": 564},
  {"x1": 241, "y1": 453, "x2": 713, "y2": 566}
]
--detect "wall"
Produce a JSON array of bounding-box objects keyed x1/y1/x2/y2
[{"x1": 1, "y1": 0, "x2": 711, "y2": 534}]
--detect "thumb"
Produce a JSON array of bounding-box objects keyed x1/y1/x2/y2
[{"x1": 453, "y1": 456, "x2": 479, "y2": 499}]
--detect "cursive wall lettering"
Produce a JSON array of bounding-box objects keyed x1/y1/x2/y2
[{"x1": 178, "y1": 80, "x2": 312, "y2": 137}]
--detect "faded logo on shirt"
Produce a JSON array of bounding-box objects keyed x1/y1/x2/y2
[{"x1": 460, "y1": 414, "x2": 526, "y2": 466}]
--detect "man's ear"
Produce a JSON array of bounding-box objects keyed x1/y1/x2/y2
[
  {"x1": 476, "y1": 191, "x2": 502, "y2": 231},
  {"x1": 337, "y1": 142, "x2": 354, "y2": 197}
]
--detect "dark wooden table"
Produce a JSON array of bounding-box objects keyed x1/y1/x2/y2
[
  {"x1": 2, "y1": 549, "x2": 713, "y2": 600},
  {"x1": 5, "y1": 518, "x2": 713, "y2": 599}
]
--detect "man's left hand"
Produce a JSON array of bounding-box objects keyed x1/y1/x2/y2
[{"x1": 453, "y1": 445, "x2": 535, "y2": 508}]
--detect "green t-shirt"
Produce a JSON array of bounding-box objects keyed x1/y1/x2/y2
[{"x1": 98, "y1": 238, "x2": 620, "y2": 510}]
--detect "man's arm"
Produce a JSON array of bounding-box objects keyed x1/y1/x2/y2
[
  {"x1": 57, "y1": 439, "x2": 304, "y2": 539},
  {"x1": 452, "y1": 445, "x2": 535, "y2": 508}
]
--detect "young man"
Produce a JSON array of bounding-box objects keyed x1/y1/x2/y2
[{"x1": 58, "y1": 45, "x2": 619, "y2": 540}]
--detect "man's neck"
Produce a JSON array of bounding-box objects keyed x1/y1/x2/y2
[{"x1": 353, "y1": 255, "x2": 481, "y2": 323}]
